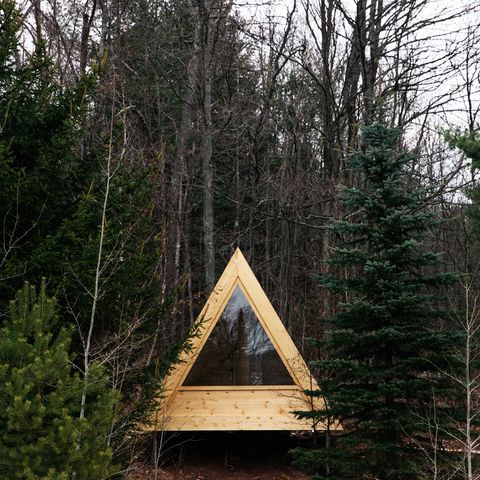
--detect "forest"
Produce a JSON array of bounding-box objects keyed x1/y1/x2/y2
[{"x1": 1, "y1": 0, "x2": 480, "y2": 478}]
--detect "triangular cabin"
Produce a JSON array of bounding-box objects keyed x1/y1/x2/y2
[{"x1": 146, "y1": 248, "x2": 327, "y2": 431}]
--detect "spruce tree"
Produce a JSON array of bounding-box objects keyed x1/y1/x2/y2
[
  {"x1": 295, "y1": 123, "x2": 455, "y2": 479},
  {"x1": 0, "y1": 1, "x2": 98, "y2": 302},
  {"x1": 444, "y1": 130, "x2": 480, "y2": 236},
  {"x1": 444, "y1": 129, "x2": 480, "y2": 478},
  {"x1": 0, "y1": 282, "x2": 117, "y2": 479},
  {"x1": 0, "y1": 3, "x2": 173, "y2": 465}
]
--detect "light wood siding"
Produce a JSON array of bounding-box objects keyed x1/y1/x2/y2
[{"x1": 149, "y1": 387, "x2": 313, "y2": 431}]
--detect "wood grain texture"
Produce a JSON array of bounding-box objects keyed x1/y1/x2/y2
[
  {"x1": 144, "y1": 248, "x2": 334, "y2": 432},
  {"x1": 148, "y1": 388, "x2": 314, "y2": 431}
]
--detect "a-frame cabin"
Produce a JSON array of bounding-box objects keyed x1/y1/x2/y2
[{"x1": 146, "y1": 248, "x2": 327, "y2": 431}]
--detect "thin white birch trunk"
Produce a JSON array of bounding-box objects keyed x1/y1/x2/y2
[{"x1": 79, "y1": 91, "x2": 117, "y2": 423}]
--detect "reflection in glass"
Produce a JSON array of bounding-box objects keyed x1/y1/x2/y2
[{"x1": 183, "y1": 286, "x2": 294, "y2": 386}]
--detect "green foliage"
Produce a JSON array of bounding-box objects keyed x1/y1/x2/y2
[
  {"x1": 444, "y1": 130, "x2": 480, "y2": 166},
  {"x1": 445, "y1": 128, "x2": 480, "y2": 457},
  {"x1": 52, "y1": 157, "x2": 173, "y2": 456},
  {"x1": 0, "y1": 2, "x2": 175, "y2": 468},
  {"x1": 295, "y1": 123, "x2": 457, "y2": 479},
  {"x1": 0, "y1": 1, "x2": 97, "y2": 302},
  {"x1": 445, "y1": 130, "x2": 480, "y2": 238},
  {"x1": 0, "y1": 1, "x2": 18, "y2": 81},
  {"x1": 0, "y1": 281, "x2": 117, "y2": 479}
]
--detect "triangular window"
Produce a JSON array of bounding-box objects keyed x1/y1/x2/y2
[{"x1": 183, "y1": 286, "x2": 294, "y2": 386}]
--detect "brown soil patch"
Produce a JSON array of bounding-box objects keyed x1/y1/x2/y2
[
  {"x1": 127, "y1": 462, "x2": 310, "y2": 480},
  {"x1": 127, "y1": 432, "x2": 312, "y2": 480}
]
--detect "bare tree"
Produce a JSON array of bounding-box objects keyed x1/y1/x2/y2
[{"x1": 444, "y1": 262, "x2": 480, "y2": 480}]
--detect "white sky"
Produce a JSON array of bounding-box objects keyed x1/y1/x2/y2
[{"x1": 236, "y1": 0, "x2": 480, "y2": 131}]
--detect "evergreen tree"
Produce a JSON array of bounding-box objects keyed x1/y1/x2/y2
[
  {"x1": 0, "y1": 1, "x2": 97, "y2": 302},
  {"x1": 444, "y1": 129, "x2": 480, "y2": 479},
  {"x1": 0, "y1": 281, "x2": 117, "y2": 479},
  {"x1": 445, "y1": 130, "x2": 480, "y2": 236},
  {"x1": 294, "y1": 123, "x2": 455, "y2": 479},
  {"x1": 0, "y1": 4, "x2": 178, "y2": 468}
]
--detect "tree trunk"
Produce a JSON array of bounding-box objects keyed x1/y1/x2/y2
[{"x1": 198, "y1": 0, "x2": 215, "y2": 288}]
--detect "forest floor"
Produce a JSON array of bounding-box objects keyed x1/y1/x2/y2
[{"x1": 127, "y1": 432, "x2": 312, "y2": 480}]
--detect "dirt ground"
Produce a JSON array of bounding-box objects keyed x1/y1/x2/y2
[
  {"x1": 127, "y1": 432, "x2": 312, "y2": 480},
  {"x1": 128, "y1": 463, "x2": 310, "y2": 480}
]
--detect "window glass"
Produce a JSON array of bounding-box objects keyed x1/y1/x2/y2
[{"x1": 183, "y1": 286, "x2": 294, "y2": 386}]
